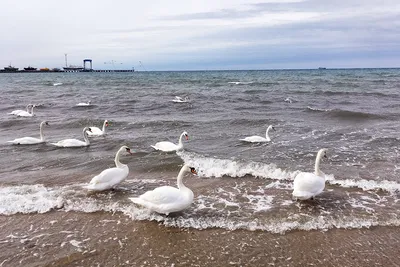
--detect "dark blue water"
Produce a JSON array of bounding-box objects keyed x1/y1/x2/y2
[{"x1": 0, "y1": 69, "x2": 399, "y2": 233}]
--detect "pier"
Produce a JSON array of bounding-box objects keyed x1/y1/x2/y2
[{"x1": 1, "y1": 58, "x2": 135, "y2": 73}]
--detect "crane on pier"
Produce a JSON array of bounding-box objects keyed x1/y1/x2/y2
[{"x1": 104, "y1": 60, "x2": 123, "y2": 71}]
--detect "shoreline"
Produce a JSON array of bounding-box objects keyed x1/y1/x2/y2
[{"x1": 0, "y1": 211, "x2": 399, "y2": 267}]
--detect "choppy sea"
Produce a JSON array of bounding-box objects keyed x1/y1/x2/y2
[{"x1": 0, "y1": 69, "x2": 399, "y2": 234}]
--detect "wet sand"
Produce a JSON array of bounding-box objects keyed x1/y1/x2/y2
[{"x1": 0, "y1": 212, "x2": 399, "y2": 267}]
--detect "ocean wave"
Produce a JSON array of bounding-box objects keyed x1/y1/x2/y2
[
  {"x1": 177, "y1": 151, "x2": 297, "y2": 180},
  {"x1": 0, "y1": 183, "x2": 398, "y2": 233},
  {"x1": 306, "y1": 107, "x2": 384, "y2": 120}
]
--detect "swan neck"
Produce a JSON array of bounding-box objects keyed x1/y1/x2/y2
[
  {"x1": 265, "y1": 126, "x2": 271, "y2": 140},
  {"x1": 176, "y1": 167, "x2": 188, "y2": 190},
  {"x1": 83, "y1": 129, "x2": 90, "y2": 145},
  {"x1": 115, "y1": 149, "x2": 126, "y2": 168},
  {"x1": 102, "y1": 121, "x2": 107, "y2": 133},
  {"x1": 314, "y1": 152, "x2": 323, "y2": 176},
  {"x1": 30, "y1": 106, "x2": 35, "y2": 115},
  {"x1": 39, "y1": 123, "x2": 45, "y2": 141},
  {"x1": 178, "y1": 133, "x2": 184, "y2": 147}
]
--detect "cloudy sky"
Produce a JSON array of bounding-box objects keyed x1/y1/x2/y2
[{"x1": 1, "y1": 0, "x2": 399, "y2": 70}]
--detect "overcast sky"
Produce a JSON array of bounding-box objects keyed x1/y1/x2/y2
[{"x1": 1, "y1": 0, "x2": 399, "y2": 70}]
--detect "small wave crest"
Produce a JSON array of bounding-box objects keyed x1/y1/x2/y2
[
  {"x1": 228, "y1": 81, "x2": 254, "y2": 85},
  {"x1": 177, "y1": 151, "x2": 297, "y2": 180}
]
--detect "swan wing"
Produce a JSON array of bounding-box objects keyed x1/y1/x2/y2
[
  {"x1": 51, "y1": 139, "x2": 87, "y2": 147},
  {"x1": 17, "y1": 111, "x2": 32, "y2": 117},
  {"x1": 8, "y1": 137, "x2": 43, "y2": 145},
  {"x1": 292, "y1": 172, "x2": 325, "y2": 199},
  {"x1": 138, "y1": 186, "x2": 183, "y2": 205},
  {"x1": 151, "y1": 141, "x2": 179, "y2": 152},
  {"x1": 240, "y1": 135, "x2": 267, "y2": 143},
  {"x1": 9, "y1": 109, "x2": 24, "y2": 115},
  {"x1": 87, "y1": 127, "x2": 103, "y2": 136},
  {"x1": 86, "y1": 167, "x2": 128, "y2": 191}
]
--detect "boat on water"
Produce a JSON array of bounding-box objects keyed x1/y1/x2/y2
[
  {"x1": 3, "y1": 65, "x2": 18, "y2": 71},
  {"x1": 318, "y1": 67, "x2": 327, "y2": 70},
  {"x1": 40, "y1": 68, "x2": 50, "y2": 72},
  {"x1": 24, "y1": 66, "x2": 37, "y2": 71}
]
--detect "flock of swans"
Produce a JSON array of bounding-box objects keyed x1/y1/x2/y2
[{"x1": 7, "y1": 102, "x2": 328, "y2": 215}]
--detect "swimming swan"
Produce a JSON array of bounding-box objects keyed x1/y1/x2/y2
[
  {"x1": 51, "y1": 127, "x2": 92, "y2": 147},
  {"x1": 130, "y1": 164, "x2": 197, "y2": 214},
  {"x1": 292, "y1": 148, "x2": 328, "y2": 200},
  {"x1": 85, "y1": 146, "x2": 133, "y2": 191},
  {"x1": 172, "y1": 96, "x2": 190, "y2": 103},
  {"x1": 17, "y1": 105, "x2": 35, "y2": 117},
  {"x1": 240, "y1": 125, "x2": 275, "y2": 142},
  {"x1": 8, "y1": 104, "x2": 32, "y2": 116},
  {"x1": 151, "y1": 131, "x2": 189, "y2": 152},
  {"x1": 76, "y1": 101, "x2": 91, "y2": 106},
  {"x1": 87, "y1": 120, "x2": 109, "y2": 137},
  {"x1": 8, "y1": 121, "x2": 49, "y2": 145}
]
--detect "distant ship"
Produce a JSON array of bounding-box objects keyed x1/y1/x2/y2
[
  {"x1": 3, "y1": 65, "x2": 18, "y2": 71},
  {"x1": 40, "y1": 67, "x2": 50, "y2": 72},
  {"x1": 318, "y1": 67, "x2": 327, "y2": 70},
  {"x1": 52, "y1": 68, "x2": 62, "y2": 72},
  {"x1": 24, "y1": 66, "x2": 37, "y2": 71}
]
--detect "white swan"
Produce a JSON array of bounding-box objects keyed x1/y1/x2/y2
[
  {"x1": 8, "y1": 104, "x2": 32, "y2": 116},
  {"x1": 7, "y1": 121, "x2": 49, "y2": 145},
  {"x1": 292, "y1": 148, "x2": 328, "y2": 200},
  {"x1": 87, "y1": 120, "x2": 109, "y2": 137},
  {"x1": 130, "y1": 164, "x2": 197, "y2": 214},
  {"x1": 17, "y1": 105, "x2": 35, "y2": 117},
  {"x1": 51, "y1": 127, "x2": 92, "y2": 147},
  {"x1": 76, "y1": 101, "x2": 91, "y2": 106},
  {"x1": 85, "y1": 146, "x2": 133, "y2": 191},
  {"x1": 172, "y1": 96, "x2": 190, "y2": 103},
  {"x1": 151, "y1": 131, "x2": 189, "y2": 152},
  {"x1": 240, "y1": 125, "x2": 275, "y2": 142}
]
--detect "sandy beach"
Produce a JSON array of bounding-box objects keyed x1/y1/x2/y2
[{"x1": 1, "y1": 212, "x2": 399, "y2": 267}]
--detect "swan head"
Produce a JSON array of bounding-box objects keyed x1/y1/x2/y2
[
  {"x1": 182, "y1": 164, "x2": 197, "y2": 175},
  {"x1": 317, "y1": 148, "x2": 328, "y2": 159},
  {"x1": 41, "y1": 121, "x2": 49, "y2": 126},
  {"x1": 105, "y1": 120, "x2": 109, "y2": 127},
  {"x1": 189, "y1": 167, "x2": 197, "y2": 175},
  {"x1": 182, "y1": 131, "x2": 189, "y2": 140},
  {"x1": 268, "y1": 125, "x2": 276, "y2": 131},
  {"x1": 120, "y1": 145, "x2": 133, "y2": 155},
  {"x1": 84, "y1": 127, "x2": 92, "y2": 135}
]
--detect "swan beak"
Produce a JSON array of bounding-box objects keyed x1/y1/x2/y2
[
  {"x1": 106, "y1": 122, "x2": 109, "y2": 127},
  {"x1": 88, "y1": 128, "x2": 92, "y2": 132},
  {"x1": 185, "y1": 135, "x2": 189, "y2": 140},
  {"x1": 272, "y1": 127, "x2": 276, "y2": 131},
  {"x1": 126, "y1": 148, "x2": 133, "y2": 155}
]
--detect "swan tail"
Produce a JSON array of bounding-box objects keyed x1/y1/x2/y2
[{"x1": 129, "y1": 197, "x2": 147, "y2": 206}]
